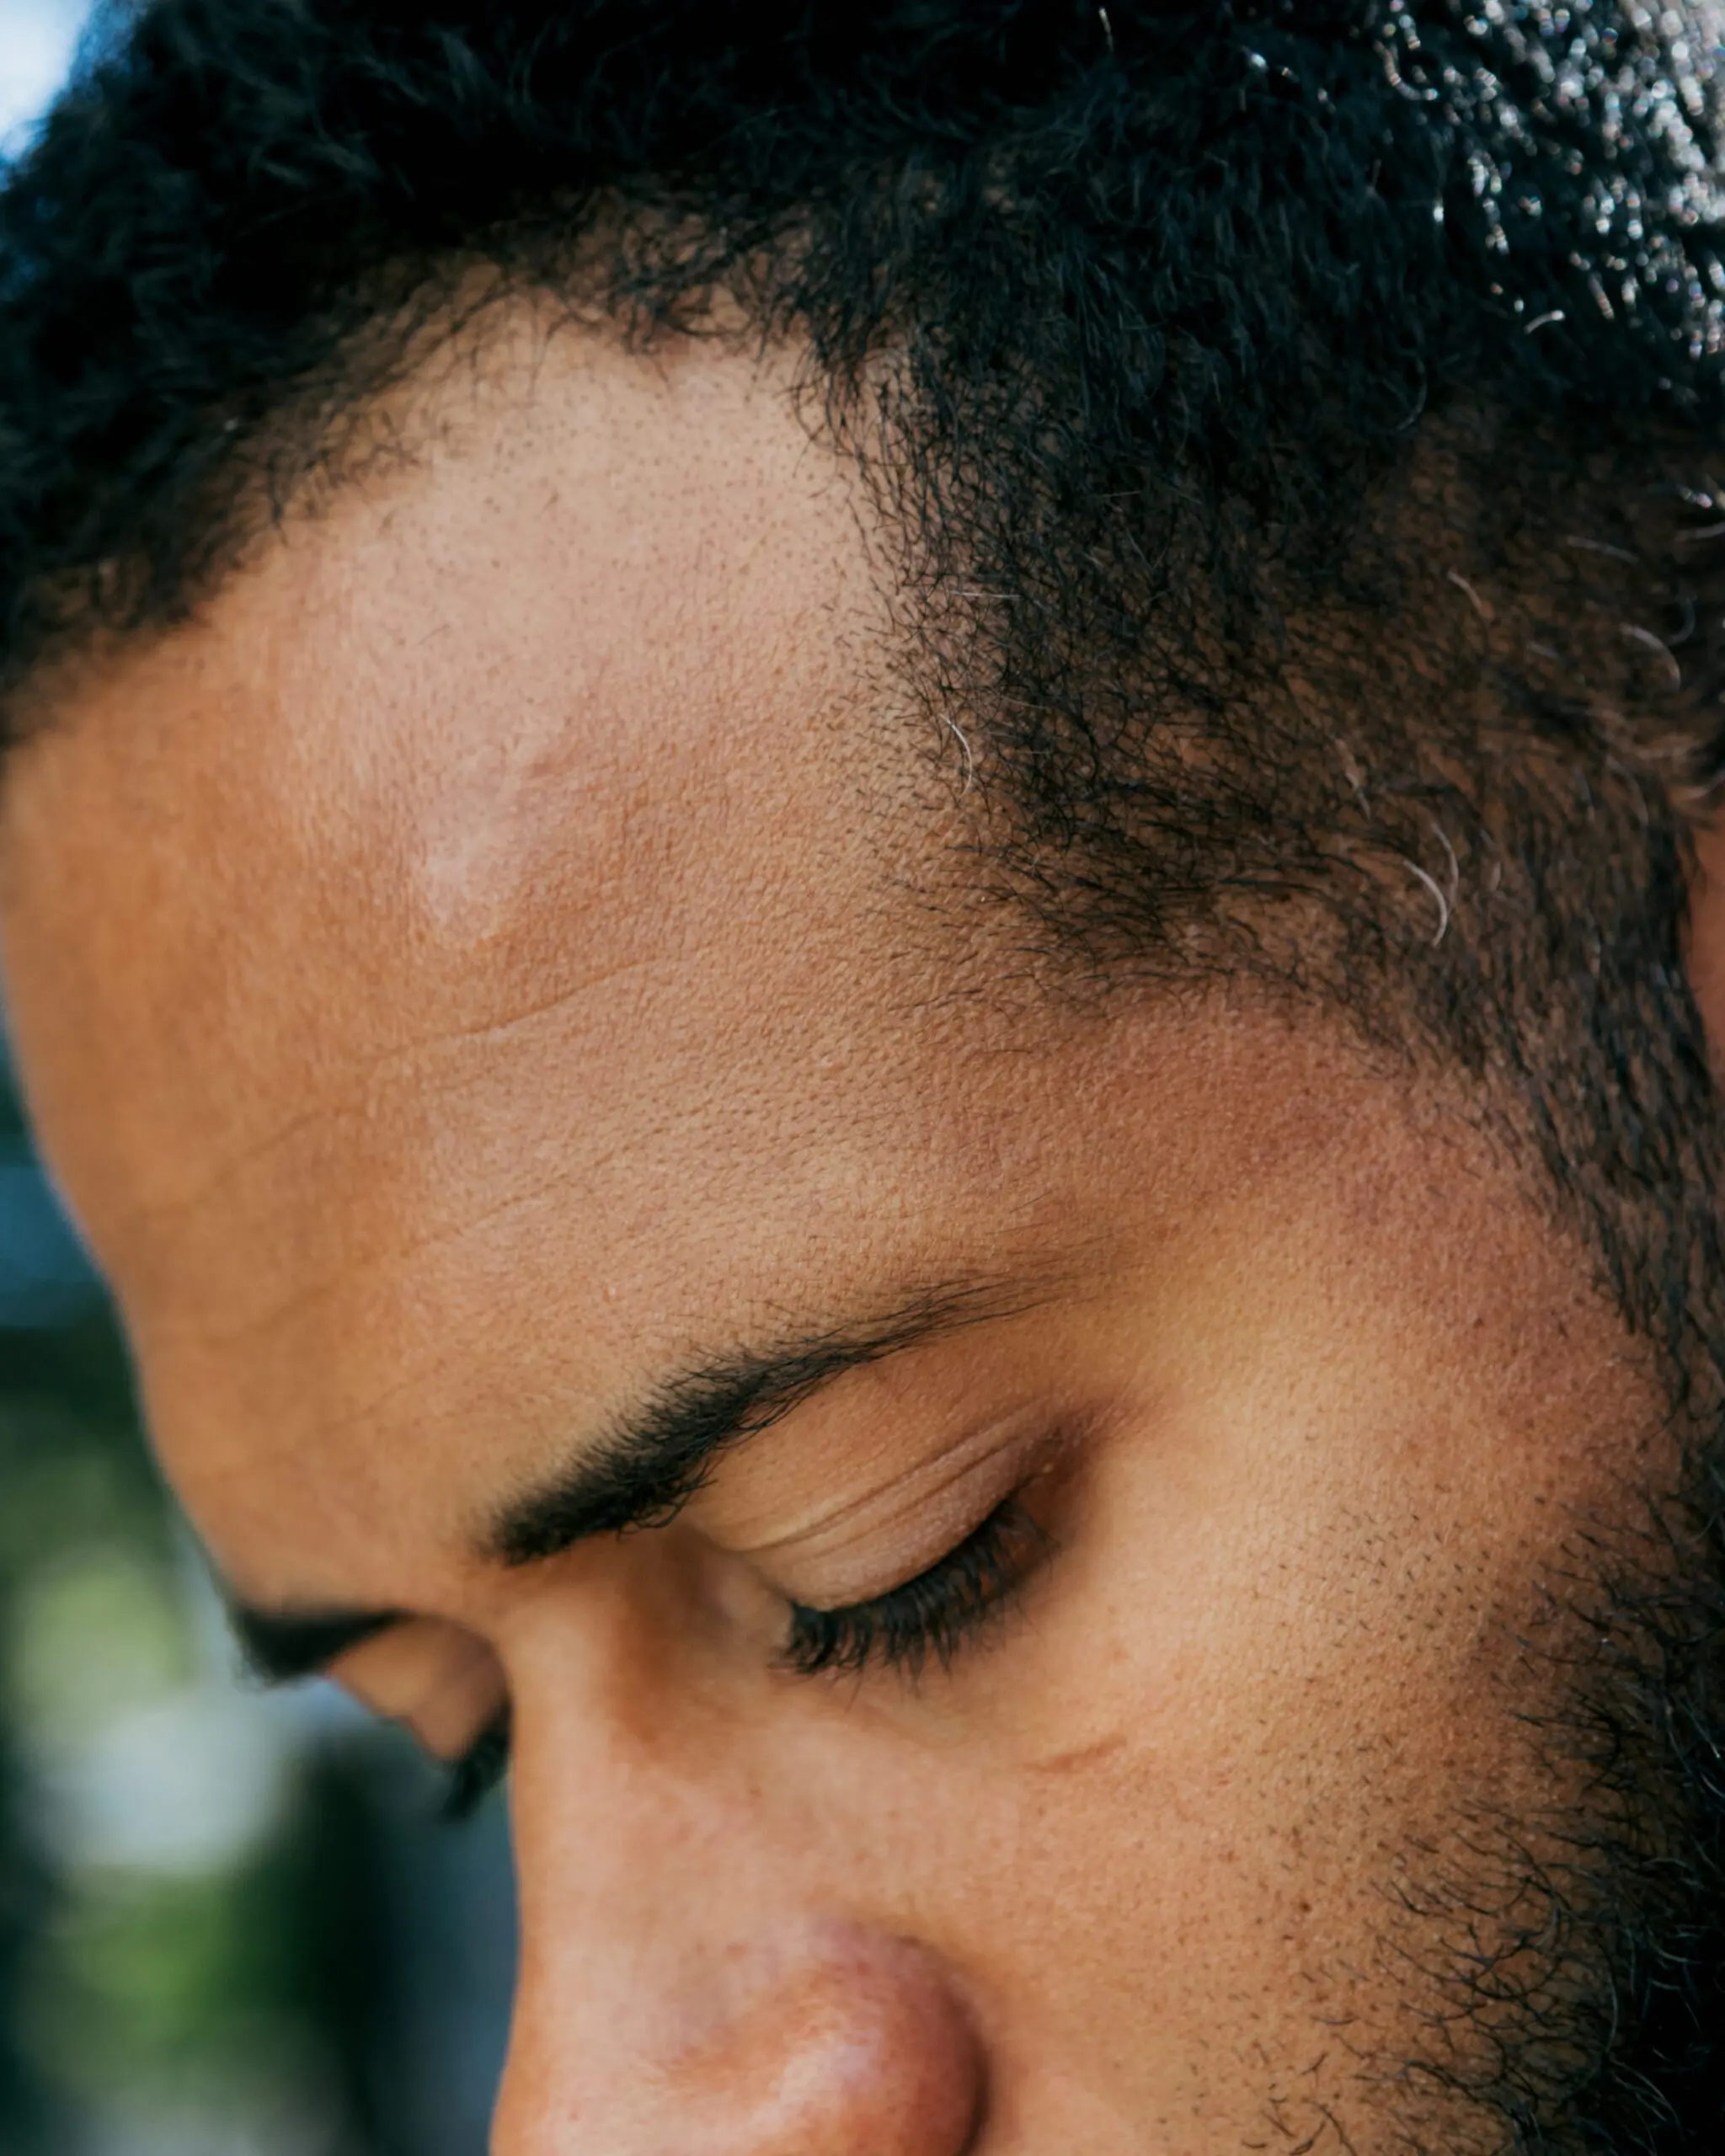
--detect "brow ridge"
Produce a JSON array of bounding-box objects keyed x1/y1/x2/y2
[
  {"x1": 483, "y1": 1278, "x2": 1024, "y2": 1569},
  {"x1": 226, "y1": 1273, "x2": 1034, "y2": 1684}
]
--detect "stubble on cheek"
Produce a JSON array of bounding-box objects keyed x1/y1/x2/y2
[
  {"x1": 1258, "y1": 1465, "x2": 1713, "y2": 2156},
  {"x1": 965, "y1": 1104, "x2": 1686, "y2": 2156}
]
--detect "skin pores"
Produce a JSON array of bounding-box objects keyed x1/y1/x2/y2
[{"x1": 0, "y1": 322, "x2": 1677, "y2": 2153}]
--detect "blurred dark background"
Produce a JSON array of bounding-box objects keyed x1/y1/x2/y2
[{"x1": 0, "y1": 11, "x2": 519, "y2": 2148}]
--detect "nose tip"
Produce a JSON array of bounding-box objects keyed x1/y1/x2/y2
[
  {"x1": 498, "y1": 1924, "x2": 984, "y2": 2156},
  {"x1": 680, "y1": 1928, "x2": 983, "y2": 2156}
]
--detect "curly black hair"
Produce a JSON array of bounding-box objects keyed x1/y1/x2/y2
[
  {"x1": 13, "y1": 14, "x2": 1725, "y2": 2141},
  {"x1": 4, "y1": 3, "x2": 1725, "y2": 1001},
  {"x1": 9, "y1": 0, "x2": 1718, "y2": 1312},
  {"x1": 2, "y1": 0, "x2": 1723, "y2": 696}
]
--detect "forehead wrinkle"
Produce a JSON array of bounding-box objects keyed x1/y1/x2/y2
[
  {"x1": 109, "y1": 934, "x2": 718, "y2": 1246},
  {"x1": 152, "y1": 1073, "x2": 778, "y2": 1369},
  {"x1": 116, "y1": 940, "x2": 951, "y2": 1374},
  {"x1": 142, "y1": 1173, "x2": 570, "y2": 1357}
]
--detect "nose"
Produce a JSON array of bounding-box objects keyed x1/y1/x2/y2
[
  {"x1": 495, "y1": 1918, "x2": 984, "y2": 2155},
  {"x1": 490, "y1": 1567, "x2": 988, "y2": 2156}
]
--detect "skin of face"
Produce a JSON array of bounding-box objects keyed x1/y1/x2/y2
[{"x1": 0, "y1": 318, "x2": 1703, "y2": 2153}]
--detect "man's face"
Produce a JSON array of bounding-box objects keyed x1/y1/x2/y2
[{"x1": 0, "y1": 323, "x2": 1690, "y2": 2153}]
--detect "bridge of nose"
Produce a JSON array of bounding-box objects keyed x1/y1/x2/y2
[{"x1": 490, "y1": 1608, "x2": 991, "y2": 2155}]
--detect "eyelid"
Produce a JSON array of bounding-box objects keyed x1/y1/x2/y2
[
  {"x1": 332, "y1": 1618, "x2": 508, "y2": 1762},
  {"x1": 780, "y1": 1492, "x2": 1055, "y2": 1678},
  {"x1": 729, "y1": 1405, "x2": 1078, "y2": 1611}
]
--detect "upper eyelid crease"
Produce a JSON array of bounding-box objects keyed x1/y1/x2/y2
[{"x1": 730, "y1": 1407, "x2": 1055, "y2": 1566}]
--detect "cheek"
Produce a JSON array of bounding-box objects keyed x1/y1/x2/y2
[
  {"x1": 917, "y1": 1347, "x2": 1636, "y2": 2114},
  {"x1": 490, "y1": 1301, "x2": 1637, "y2": 2148}
]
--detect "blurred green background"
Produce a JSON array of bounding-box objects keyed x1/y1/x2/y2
[
  {"x1": 0, "y1": 11, "x2": 519, "y2": 2148},
  {"x1": 0, "y1": 1078, "x2": 517, "y2": 2156}
]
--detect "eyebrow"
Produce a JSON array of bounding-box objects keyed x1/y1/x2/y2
[{"x1": 227, "y1": 1273, "x2": 1022, "y2": 1686}]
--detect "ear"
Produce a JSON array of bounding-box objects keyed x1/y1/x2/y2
[{"x1": 1687, "y1": 821, "x2": 1725, "y2": 1067}]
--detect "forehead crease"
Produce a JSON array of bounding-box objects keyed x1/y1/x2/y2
[
  {"x1": 125, "y1": 1039, "x2": 1008, "y2": 1524},
  {"x1": 106, "y1": 896, "x2": 918, "y2": 1335},
  {"x1": 114, "y1": 933, "x2": 715, "y2": 1222}
]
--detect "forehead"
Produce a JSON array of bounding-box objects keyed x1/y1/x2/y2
[{"x1": 0, "y1": 326, "x2": 1022, "y2": 1571}]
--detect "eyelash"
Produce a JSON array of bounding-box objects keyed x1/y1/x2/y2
[
  {"x1": 441, "y1": 1709, "x2": 512, "y2": 1823},
  {"x1": 439, "y1": 1495, "x2": 1051, "y2": 1817},
  {"x1": 779, "y1": 1495, "x2": 1051, "y2": 1679}
]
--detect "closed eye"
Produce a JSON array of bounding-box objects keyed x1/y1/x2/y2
[
  {"x1": 438, "y1": 1489, "x2": 1055, "y2": 1816},
  {"x1": 778, "y1": 1496, "x2": 1052, "y2": 1679}
]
